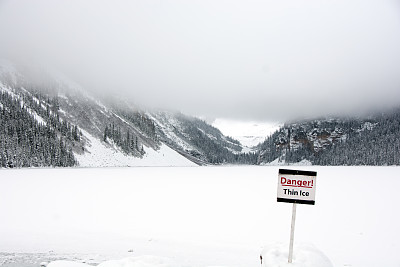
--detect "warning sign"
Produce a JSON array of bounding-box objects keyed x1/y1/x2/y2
[{"x1": 277, "y1": 169, "x2": 317, "y2": 205}]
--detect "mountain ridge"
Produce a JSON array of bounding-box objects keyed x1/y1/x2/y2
[
  {"x1": 1, "y1": 61, "x2": 400, "y2": 167},
  {"x1": 0, "y1": 62, "x2": 255, "y2": 167}
]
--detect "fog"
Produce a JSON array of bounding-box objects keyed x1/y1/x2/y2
[{"x1": 1, "y1": 0, "x2": 400, "y2": 122}]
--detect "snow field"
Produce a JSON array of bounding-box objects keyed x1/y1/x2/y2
[
  {"x1": 47, "y1": 256, "x2": 176, "y2": 267},
  {"x1": 0, "y1": 166, "x2": 399, "y2": 267},
  {"x1": 47, "y1": 245, "x2": 333, "y2": 267},
  {"x1": 74, "y1": 130, "x2": 197, "y2": 167},
  {"x1": 261, "y1": 243, "x2": 333, "y2": 267}
]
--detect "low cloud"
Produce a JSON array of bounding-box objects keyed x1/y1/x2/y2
[{"x1": 1, "y1": 0, "x2": 400, "y2": 122}]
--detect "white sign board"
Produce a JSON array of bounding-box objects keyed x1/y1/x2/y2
[{"x1": 277, "y1": 169, "x2": 317, "y2": 205}]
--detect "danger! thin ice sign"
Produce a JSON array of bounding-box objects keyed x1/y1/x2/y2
[{"x1": 277, "y1": 169, "x2": 317, "y2": 205}]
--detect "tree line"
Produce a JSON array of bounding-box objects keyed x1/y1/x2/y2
[
  {"x1": 0, "y1": 90, "x2": 81, "y2": 167},
  {"x1": 103, "y1": 123, "x2": 144, "y2": 155},
  {"x1": 257, "y1": 110, "x2": 400, "y2": 165}
]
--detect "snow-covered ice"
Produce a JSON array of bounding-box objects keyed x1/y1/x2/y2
[
  {"x1": 47, "y1": 246, "x2": 333, "y2": 267},
  {"x1": 48, "y1": 261, "x2": 90, "y2": 267},
  {"x1": 0, "y1": 166, "x2": 399, "y2": 267},
  {"x1": 47, "y1": 256, "x2": 178, "y2": 267}
]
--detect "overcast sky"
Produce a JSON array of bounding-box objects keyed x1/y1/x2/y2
[{"x1": 1, "y1": 0, "x2": 400, "y2": 122}]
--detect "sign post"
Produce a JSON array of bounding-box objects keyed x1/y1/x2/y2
[
  {"x1": 288, "y1": 202, "x2": 296, "y2": 263},
  {"x1": 277, "y1": 169, "x2": 317, "y2": 264}
]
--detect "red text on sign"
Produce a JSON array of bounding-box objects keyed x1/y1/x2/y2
[{"x1": 280, "y1": 177, "x2": 314, "y2": 188}]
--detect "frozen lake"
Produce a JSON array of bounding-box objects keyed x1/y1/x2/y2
[{"x1": 0, "y1": 166, "x2": 399, "y2": 267}]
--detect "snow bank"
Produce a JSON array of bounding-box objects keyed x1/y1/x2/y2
[
  {"x1": 261, "y1": 243, "x2": 332, "y2": 267},
  {"x1": 48, "y1": 260, "x2": 91, "y2": 267},
  {"x1": 48, "y1": 256, "x2": 177, "y2": 267},
  {"x1": 98, "y1": 255, "x2": 176, "y2": 267}
]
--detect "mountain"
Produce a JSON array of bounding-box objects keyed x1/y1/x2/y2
[
  {"x1": 2, "y1": 61, "x2": 399, "y2": 168},
  {"x1": 257, "y1": 112, "x2": 400, "y2": 165},
  {"x1": 0, "y1": 61, "x2": 256, "y2": 168}
]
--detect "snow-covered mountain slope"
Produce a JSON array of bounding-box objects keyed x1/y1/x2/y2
[
  {"x1": 0, "y1": 61, "x2": 250, "y2": 167},
  {"x1": 75, "y1": 129, "x2": 196, "y2": 167},
  {"x1": 148, "y1": 111, "x2": 251, "y2": 164}
]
